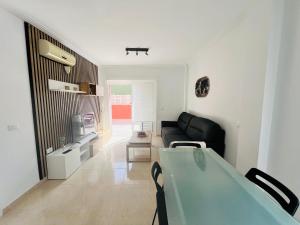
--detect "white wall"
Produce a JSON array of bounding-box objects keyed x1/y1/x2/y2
[
  {"x1": 101, "y1": 65, "x2": 187, "y2": 135},
  {"x1": 0, "y1": 8, "x2": 39, "y2": 214},
  {"x1": 265, "y1": 0, "x2": 300, "y2": 219},
  {"x1": 187, "y1": 0, "x2": 272, "y2": 173}
]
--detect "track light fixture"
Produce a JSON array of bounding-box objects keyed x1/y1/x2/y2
[{"x1": 125, "y1": 47, "x2": 149, "y2": 56}]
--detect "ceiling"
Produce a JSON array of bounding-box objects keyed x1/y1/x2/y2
[{"x1": 0, "y1": 0, "x2": 251, "y2": 65}]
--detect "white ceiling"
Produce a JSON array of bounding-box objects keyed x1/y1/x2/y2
[{"x1": 0, "y1": 0, "x2": 251, "y2": 65}]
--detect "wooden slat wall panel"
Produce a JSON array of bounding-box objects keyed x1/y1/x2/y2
[{"x1": 24, "y1": 23, "x2": 100, "y2": 179}]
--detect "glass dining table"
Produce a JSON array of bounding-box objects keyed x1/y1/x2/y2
[{"x1": 159, "y1": 148, "x2": 300, "y2": 225}]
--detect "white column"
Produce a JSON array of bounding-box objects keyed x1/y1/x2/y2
[{"x1": 257, "y1": 0, "x2": 285, "y2": 171}]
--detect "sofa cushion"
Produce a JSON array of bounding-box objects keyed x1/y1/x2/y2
[
  {"x1": 186, "y1": 117, "x2": 222, "y2": 142},
  {"x1": 161, "y1": 127, "x2": 185, "y2": 138},
  {"x1": 163, "y1": 133, "x2": 192, "y2": 147},
  {"x1": 177, "y1": 112, "x2": 194, "y2": 131}
]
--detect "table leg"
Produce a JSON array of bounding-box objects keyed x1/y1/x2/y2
[
  {"x1": 126, "y1": 145, "x2": 129, "y2": 162},
  {"x1": 126, "y1": 144, "x2": 152, "y2": 162}
]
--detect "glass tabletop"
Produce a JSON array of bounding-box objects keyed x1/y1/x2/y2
[{"x1": 159, "y1": 148, "x2": 300, "y2": 225}]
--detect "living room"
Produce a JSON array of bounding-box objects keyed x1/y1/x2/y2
[{"x1": 1, "y1": 0, "x2": 300, "y2": 225}]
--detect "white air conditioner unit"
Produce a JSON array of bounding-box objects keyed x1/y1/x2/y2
[{"x1": 39, "y1": 39, "x2": 76, "y2": 74}]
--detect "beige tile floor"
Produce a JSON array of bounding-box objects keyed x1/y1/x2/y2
[{"x1": 0, "y1": 135, "x2": 163, "y2": 225}]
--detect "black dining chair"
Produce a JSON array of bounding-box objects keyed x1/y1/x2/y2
[
  {"x1": 245, "y1": 168, "x2": 299, "y2": 216},
  {"x1": 169, "y1": 141, "x2": 206, "y2": 148},
  {"x1": 151, "y1": 161, "x2": 168, "y2": 225}
]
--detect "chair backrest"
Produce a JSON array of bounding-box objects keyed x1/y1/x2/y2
[
  {"x1": 169, "y1": 141, "x2": 206, "y2": 149},
  {"x1": 245, "y1": 168, "x2": 299, "y2": 216},
  {"x1": 156, "y1": 189, "x2": 168, "y2": 225},
  {"x1": 151, "y1": 161, "x2": 163, "y2": 192},
  {"x1": 151, "y1": 161, "x2": 168, "y2": 225}
]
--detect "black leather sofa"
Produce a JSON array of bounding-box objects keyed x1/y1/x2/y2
[{"x1": 161, "y1": 112, "x2": 225, "y2": 157}]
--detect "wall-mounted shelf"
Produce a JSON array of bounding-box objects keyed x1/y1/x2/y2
[
  {"x1": 48, "y1": 79, "x2": 86, "y2": 94},
  {"x1": 79, "y1": 82, "x2": 97, "y2": 95},
  {"x1": 79, "y1": 83, "x2": 104, "y2": 97}
]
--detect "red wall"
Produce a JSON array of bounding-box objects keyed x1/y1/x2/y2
[{"x1": 112, "y1": 105, "x2": 132, "y2": 119}]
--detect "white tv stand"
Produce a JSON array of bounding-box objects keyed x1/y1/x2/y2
[{"x1": 47, "y1": 132, "x2": 98, "y2": 179}]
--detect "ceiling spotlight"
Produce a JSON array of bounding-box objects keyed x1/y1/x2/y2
[{"x1": 125, "y1": 47, "x2": 149, "y2": 56}]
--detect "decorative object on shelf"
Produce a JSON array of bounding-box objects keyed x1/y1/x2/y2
[
  {"x1": 39, "y1": 39, "x2": 76, "y2": 74},
  {"x1": 195, "y1": 76, "x2": 210, "y2": 97},
  {"x1": 125, "y1": 47, "x2": 149, "y2": 56},
  {"x1": 59, "y1": 136, "x2": 66, "y2": 148}
]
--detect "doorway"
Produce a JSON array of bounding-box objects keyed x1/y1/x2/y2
[
  {"x1": 110, "y1": 83, "x2": 132, "y2": 141},
  {"x1": 111, "y1": 84, "x2": 132, "y2": 122},
  {"x1": 108, "y1": 80, "x2": 157, "y2": 143}
]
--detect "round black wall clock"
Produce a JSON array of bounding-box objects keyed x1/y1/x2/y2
[{"x1": 195, "y1": 76, "x2": 210, "y2": 97}]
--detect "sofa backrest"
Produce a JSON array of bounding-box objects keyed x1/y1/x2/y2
[
  {"x1": 186, "y1": 117, "x2": 224, "y2": 143},
  {"x1": 177, "y1": 112, "x2": 194, "y2": 131}
]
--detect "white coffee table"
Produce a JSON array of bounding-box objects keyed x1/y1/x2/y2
[{"x1": 126, "y1": 131, "x2": 152, "y2": 162}]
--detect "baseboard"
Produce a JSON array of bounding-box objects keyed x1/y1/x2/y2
[{"x1": 2, "y1": 178, "x2": 46, "y2": 215}]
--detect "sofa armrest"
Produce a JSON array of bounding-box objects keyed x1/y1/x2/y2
[{"x1": 161, "y1": 121, "x2": 178, "y2": 128}]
